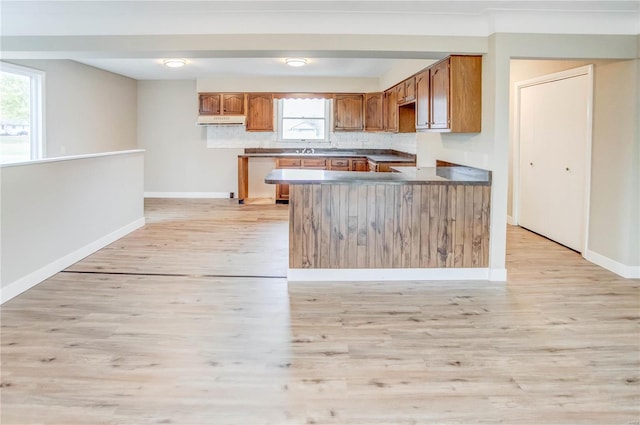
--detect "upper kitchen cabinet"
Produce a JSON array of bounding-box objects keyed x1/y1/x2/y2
[
  {"x1": 198, "y1": 93, "x2": 245, "y2": 115},
  {"x1": 246, "y1": 93, "x2": 274, "y2": 132},
  {"x1": 394, "y1": 77, "x2": 416, "y2": 105},
  {"x1": 334, "y1": 94, "x2": 364, "y2": 131},
  {"x1": 199, "y1": 93, "x2": 221, "y2": 115},
  {"x1": 429, "y1": 55, "x2": 482, "y2": 133},
  {"x1": 402, "y1": 77, "x2": 416, "y2": 103},
  {"x1": 415, "y1": 69, "x2": 430, "y2": 130},
  {"x1": 364, "y1": 92, "x2": 385, "y2": 132},
  {"x1": 222, "y1": 93, "x2": 245, "y2": 115},
  {"x1": 385, "y1": 89, "x2": 398, "y2": 133}
]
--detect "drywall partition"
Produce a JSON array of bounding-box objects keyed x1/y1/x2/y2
[{"x1": 0, "y1": 150, "x2": 145, "y2": 303}]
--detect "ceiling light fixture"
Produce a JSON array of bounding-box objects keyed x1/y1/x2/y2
[
  {"x1": 285, "y1": 58, "x2": 307, "y2": 67},
  {"x1": 163, "y1": 59, "x2": 187, "y2": 68}
]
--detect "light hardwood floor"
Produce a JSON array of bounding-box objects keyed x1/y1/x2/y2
[{"x1": 2, "y1": 198, "x2": 639, "y2": 425}]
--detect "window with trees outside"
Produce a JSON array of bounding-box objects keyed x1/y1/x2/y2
[
  {"x1": 277, "y1": 98, "x2": 330, "y2": 142},
  {"x1": 0, "y1": 62, "x2": 44, "y2": 164}
]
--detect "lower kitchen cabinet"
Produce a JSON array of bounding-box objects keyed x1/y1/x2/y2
[
  {"x1": 351, "y1": 158, "x2": 369, "y2": 171},
  {"x1": 275, "y1": 158, "x2": 328, "y2": 202}
]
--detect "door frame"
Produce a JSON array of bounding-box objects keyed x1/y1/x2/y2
[{"x1": 512, "y1": 64, "x2": 594, "y2": 255}]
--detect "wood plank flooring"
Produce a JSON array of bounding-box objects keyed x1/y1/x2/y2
[{"x1": 2, "y1": 198, "x2": 639, "y2": 425}]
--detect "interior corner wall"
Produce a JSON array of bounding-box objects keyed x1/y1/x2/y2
[
  {"x1": 137, "y1": 80, "x2": 241, "y2": 195},
  {"x1": 588, "y1": 58, "x2": 639, "y2": 268},
  {"x1": 6, "y1": 59, "x2": 137, "y2": 157}
]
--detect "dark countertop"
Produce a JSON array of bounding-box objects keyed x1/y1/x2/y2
[
  {"x1": 264, "y1": 166, "x2": 491, "y2": 186},
  {"x1": 239, "y1": 148, "x2": 415, "y2": 163}
]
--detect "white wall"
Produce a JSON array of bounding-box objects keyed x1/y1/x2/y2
[
  {"x1": 7, "y1": 59, "x2": 137, "y2": 157},
  {"x1": 138, "y1": 80, "x2": 242, "y2": 196},
  {"x1": 0, "y1": 151, "x2": 145, "y2": 303},
  {"x1": 589, "y1": 59, "x2": 639, "y2": 270}
]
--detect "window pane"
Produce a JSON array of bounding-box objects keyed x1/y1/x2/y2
[
  {"x1": 282, "y1": 98, "x2": 325, "y2": 118},
  {"x1": 282, "y1": 118, "x2": 325, "y2": 140},
  {"x1": 1, "y1": 71, "x2": 31, "y2": 164}
]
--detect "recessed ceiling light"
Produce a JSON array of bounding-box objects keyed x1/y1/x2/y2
[
  {"x1": 285, "y1": 58, "x2": 307, "y2": 67},
  {"x1": 163, "y1": 59, "x2": 187, "y2": 68}
]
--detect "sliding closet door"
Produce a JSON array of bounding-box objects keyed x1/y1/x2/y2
[{"x1": 518, "y1": 71, "x2": 590, "y2": 252}]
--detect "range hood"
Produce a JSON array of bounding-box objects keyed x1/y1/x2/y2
[{"x1": 197, "y1": 115, "x2": 246, "y2": 126}]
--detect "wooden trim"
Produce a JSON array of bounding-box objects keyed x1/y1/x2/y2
[{"x1": 272, "y1": 92, "x2": 334, "y2": 99}]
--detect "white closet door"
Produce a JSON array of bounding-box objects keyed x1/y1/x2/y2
[{"x1": 518, "y1": 74, "x2": 589, "y2": 252}]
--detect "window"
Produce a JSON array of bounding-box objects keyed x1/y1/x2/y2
[
  {"x1": 0, "y1": 62, "x2": 44, "y2": 164},
  {"x1": 277, "y1": 98, "x2": 330, "y2": 142}
]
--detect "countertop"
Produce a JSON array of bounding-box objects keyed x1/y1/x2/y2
[
  {"x1": 239, "y1": 149, "x2": 415, "y2": 163},
  {"x1": 264, "y1": 166, "x2": 491, "y2": 186}
]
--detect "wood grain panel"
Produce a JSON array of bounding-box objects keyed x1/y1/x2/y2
[{"x1": 289, "y1": 182, "x2": 490, "y2": 269}]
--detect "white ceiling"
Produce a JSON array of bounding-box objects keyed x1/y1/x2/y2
[
  {"x1": 75, "y1": 57, "x2": 439, "y2": 80},
  {"x1": 2, "y1": 1, "x2": 639, "y2": 80}
]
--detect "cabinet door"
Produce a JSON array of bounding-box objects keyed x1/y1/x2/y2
[
  {"x1": 415, "y1": 70, "x2": 430, "y2": 129},
  {"x1": 351, "y1": 158, "x2": 369, "y2": 171},
  {"x1": 199, "y1": 93, "x2": 221, "y2": 115},
  {"x1": 449, "y1": 55, "x2": 482, "y2": 133},
  {"x1": 334, "y1": 94, "x2": 364, "y2": 131},
  {"x1": 430, "y1": 59, "x2": 450, "y2": 130},
  {"x1": 276, "y1": 182, "x2": 290, "y2": 201},
  {"x1": 246, "y1": 93, "x2": 274, "y2": 132},
  {"x1": 404, "y1": 77, "x2": 416, "y2": 102},
  {"x1": 385, "y1": 89, "x2": 398, "y2": 132},
  {"x1": 330, "y1": 158, "x2": 350, "y2": 171},
  {"x1": 222, "y1": 93, "x2": 245, "y2": 115},
  {"x1": 364, "y1": 92, "x2": 384, "y2": 132},
  {"x1": 394, "y1": 83, "x2": 405, "y2": 104},
  {"x1": 275, "y1": 158, "x2": 300, "y2": 202}
]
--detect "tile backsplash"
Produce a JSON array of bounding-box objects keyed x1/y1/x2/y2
[{"x1": 206, "y1": 126, "x2": 417, "y2": 154}]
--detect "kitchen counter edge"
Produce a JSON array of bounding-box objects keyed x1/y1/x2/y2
[{"x1": 264, "y1": 166, "x2": 491, "y2": 186}]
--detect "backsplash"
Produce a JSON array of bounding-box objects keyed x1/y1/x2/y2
[{"x1": 205, "y1": 126, "x2": 417, "y2": 154}]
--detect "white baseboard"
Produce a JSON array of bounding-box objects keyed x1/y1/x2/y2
[
  {"x1": 584, "y1": 250, "x2": 640, "y2": 279},
  {"x1": 144, "y1": 192, "x2": 231, "y2": 199},
  {"x1": 0, "y1": 217, "x2": 146, "y2": 305},
  {"x1": 507, "y1": 215, "x2": 516, "y2": 226},
  {"x1": 288, "y1": 268, "x2": 507, "y2": 282}
]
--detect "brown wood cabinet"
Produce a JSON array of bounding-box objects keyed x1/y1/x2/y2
[
  {"x1": 199, "y1": 93, "x2": 245, "y2": 115},
  {"x1": 222, "y1": 93, "x2": 245, "y2": 115},
  {"x1": 368, "y1": 159, "x2": 416, "y2": 172},
  {"x1": 403, "y1": 77, "x2": 416, "y2": 103},
  {"x1": 429, "y1": 55, "x2": 482, "y2": 133},
  {"x1": 351, "y1": 158, "x2": 369, "y2": 171},
  {"x1": 385, "y1": 89, "x2": 398, "y2": 132},
  {"x1": 246, "y1": 93, "x2": 274, "y2": 132},
  {"x1": 329, "y1": 158, "x2": 350, "y2": 171},
  {"x1": 198, "y1": 93, "x2": 221, "y2": 115},
  {"x1": 364, "y1": 93, "x2": 384, "y2": 132},
  {"x1": 275, "y1": 157, "x2": 329, "y2": 201},
  {"x1": 334, "y1": 94, "x2": 364, "y2": 131},
  {"x1": 415, "y1": 69, "x2": 430, "y2": 130}
]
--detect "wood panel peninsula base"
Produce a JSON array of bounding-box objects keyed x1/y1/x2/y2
[{"x1": 264, "y1": 166, "x2": 499, "y2": 282}]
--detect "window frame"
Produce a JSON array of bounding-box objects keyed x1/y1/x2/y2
[
  {"x1": 276, "y1": 98, "x2": 331, "y2": 143},
  {"x1": 0, "y1": 61, "x2": 45, "y2": 163}
]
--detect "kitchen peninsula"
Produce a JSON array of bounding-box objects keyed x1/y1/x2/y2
[{"x1": 265, "y1": 165, "x2": 492, "y2": 281}]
